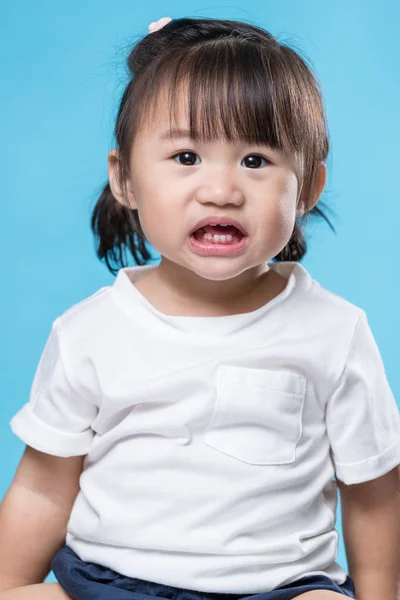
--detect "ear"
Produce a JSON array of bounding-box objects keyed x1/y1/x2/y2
[
  {"x1": 108, "y1": 149, "x2": 137, "y2": 209},
  {"x1": 296, "y1": 161, "x2": 327, "y2": 216}
]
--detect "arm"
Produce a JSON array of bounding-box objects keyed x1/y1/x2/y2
[
  {"x1": 338, "y1": 466, "x2": 400, "y2": 600},
  {"x1": 0, "y1": 445, "x2": 84, "y2": 591}
]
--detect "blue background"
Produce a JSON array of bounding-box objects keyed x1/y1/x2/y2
[{"x1": 1, "y1": 0, "x2": 399, "y2": 585}]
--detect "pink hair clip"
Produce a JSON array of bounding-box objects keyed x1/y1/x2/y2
[{"x1": 148, "y1": 17, "x2": 172, "y2": 34}]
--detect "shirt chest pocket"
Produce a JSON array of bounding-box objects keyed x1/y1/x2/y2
[{"x1": 203, "y1": 365, "x2": 306, "y2": 465}]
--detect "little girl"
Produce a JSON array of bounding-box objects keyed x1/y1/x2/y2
[{"x1": 3, "y1": 15, "x2": 400, "y2": 600}]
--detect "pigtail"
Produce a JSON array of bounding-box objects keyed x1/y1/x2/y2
[{"x1": 90, "y1": 182, "x2": 151, "y2": 276}]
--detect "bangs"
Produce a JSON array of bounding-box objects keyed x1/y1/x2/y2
[{"x1": 139, "y1": 39, "x2": 305, "y2": 162}]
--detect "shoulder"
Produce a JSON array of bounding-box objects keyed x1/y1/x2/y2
[
  {"x1": 54, "y1": 284, "x2": 117, "y2": 350},
  {"x1": 58, "y1": 284, "x2": 110, "y2": 322},
  {"x1": 291, "y1": 265, "x2": 367, "y2": 351},
  {"x1": 310, "y1": 278, "x2": 365, "y2": 321},
  {"x1": 277, "y1": 262, "x2": 365, "y2": 329}
]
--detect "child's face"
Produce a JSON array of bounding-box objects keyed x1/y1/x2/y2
[{"x1": 112, "y1": 86, "x2": 322, "y2": 286}]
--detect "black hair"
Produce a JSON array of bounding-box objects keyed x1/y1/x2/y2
[{"x1": 91, "y1": 17, "x2": 335, "y2": 275}]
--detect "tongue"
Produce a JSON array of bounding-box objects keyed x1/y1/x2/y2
[{"x1": 201, "y1": 225, "x2": 240, "y2": 236}]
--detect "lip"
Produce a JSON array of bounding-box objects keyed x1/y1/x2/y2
[
  {"x1": 188, "y1": 232, "x2": 249, "y2": 256},
  {"x1": 190, "y1": 215, "x2": 248, "y2": 236}
]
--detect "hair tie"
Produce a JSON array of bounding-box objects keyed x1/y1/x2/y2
[{"x1": 148, "y1": 17, "x2": 172, "y2": 34}]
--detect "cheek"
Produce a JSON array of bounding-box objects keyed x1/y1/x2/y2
[
  {"x1": 277, "y1": 203, "x2": 297, "y2": 241},
  {"x1": 265, "y1": 175, "x2": 297, "y2": 247},
  {"x1": 132, "y1": 187, "x2": 177, "y2": 245},
  {"x1": 281, "y1": 171, "x2": 299, "y2": 202},
  {"x1": 265, "y1": 173, "x2": 298, "y2": 230}
]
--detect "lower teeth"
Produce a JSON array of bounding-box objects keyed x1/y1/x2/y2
[{"x1": 194, "y1": 231, "x2": 242, "y2": 245}]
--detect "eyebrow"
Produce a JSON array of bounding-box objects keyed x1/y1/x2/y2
[{"x1": 159, "y1": 128, "x2": 193, "y2": 141}]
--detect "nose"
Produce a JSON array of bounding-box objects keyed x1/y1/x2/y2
[{"x1": 195, "y1": 169, "x2": 245, "y2": 207}]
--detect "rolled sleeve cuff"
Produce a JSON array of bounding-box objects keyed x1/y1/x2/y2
[
  {"x1": 10, "y1": 403, "x2": 95, "y2": 457},
  {"x1": 334, "y1": 434, "x2": 400, "y2": 485}
]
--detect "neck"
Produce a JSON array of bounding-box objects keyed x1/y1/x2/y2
[{"x1": 150, "y1": 258, "x2": 273, "y2": 316}]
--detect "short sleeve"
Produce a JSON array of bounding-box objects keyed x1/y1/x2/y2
[
  {"x1": 326, "y1": 311, "x2": 400, "y2": 485},
  {"x1": 10, "y1": 318, "x2": 98, "y2": 457}
]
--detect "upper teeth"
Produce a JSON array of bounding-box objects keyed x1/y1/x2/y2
[{"x1": 209, "y1": 223, "x2": 231, "y2": 227}]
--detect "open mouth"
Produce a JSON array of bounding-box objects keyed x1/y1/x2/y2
[
  {"x1": 192, "y1": 224, "x2": 245, "y2": 245},
  {"x1": 189, "y1": 224, "x2": 248, "y2": 256}
]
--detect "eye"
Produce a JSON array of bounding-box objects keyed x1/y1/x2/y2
[
  {"x1": 171, "y1": 152, "x2": 271, "y2": 168},
  {"x1": 172, "y1": 152, "x2": 200, "y2": 166},
  {"x1": 242, "y1": 155, "x2": 271, "y2": 169}
]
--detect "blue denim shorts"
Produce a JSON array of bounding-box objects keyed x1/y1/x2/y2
[{"x1": 51, "y1": 544, "x2": 356, "y2": 600}]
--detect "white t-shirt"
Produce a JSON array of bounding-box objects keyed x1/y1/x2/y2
[{"x1": 10, "y1": 261, "x2": 400, "y2": 593}]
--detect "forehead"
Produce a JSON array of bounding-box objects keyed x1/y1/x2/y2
[{"x1": 139, "y1": 83, "x2": 191, "y2": 138}]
